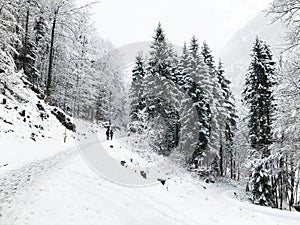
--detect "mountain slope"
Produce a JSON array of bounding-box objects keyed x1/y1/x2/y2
[{"x1": 221, "y1": 12, "x2": 287, "y2": 99}]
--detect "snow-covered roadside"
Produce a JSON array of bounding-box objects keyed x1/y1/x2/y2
[
  {"x1": 1, "y1": 136, "x2": 300, "y2": 225},
  {"x1": 0, "y1": 136, "x2": 77, "y2": 174},
  {"x1": 0, "y1": 70, "x2": 80, "y2": 175}
]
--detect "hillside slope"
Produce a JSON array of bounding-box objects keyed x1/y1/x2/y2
[
  {"x1": 221, "y1": 12, "x2": 286, "y2": 100},
  {"x1": 0, "y1": 70, "x2": 79, "y2": 172},
  {"x1": 0, "y1": 71, "x2": 75, "y2": 141}
]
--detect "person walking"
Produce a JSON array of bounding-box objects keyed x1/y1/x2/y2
[
  {"x1": 106, "y1": 128, "x2": 110, "y2": 140},
  {"x1": 110, "y1": 129, "x2": 114, "y2": 140}
]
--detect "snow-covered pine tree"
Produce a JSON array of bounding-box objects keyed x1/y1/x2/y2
[
  {"x1": 217, "y1": 60, "x2": 238, "y2": 178},
  {"x1": 169, "y1": 49, "x2": 181, "y2": 85},
  {"x1": 184, "y1": 36, "x2": 211, "y2": 166},
  {"x1": 177, "y1": 42, "x2": 189, "y2": 87},
  {"x1": 243, "y1": 37, "x2": 276, "y2": 157},
  {"x1": 243, "y1": 37, "x2": 276, "y2": 206},
  {"x1": 144, "y1": 23, "x2": 181, "y2": 155},
  {"x1": 201, "y1": 41, "x2": 225, "y2": 174},
  {"x1": 147, "y1": 22, "x2": 174, "y2": 80},
  {"x1": 201, "y1": 41, "x2": 215, "y2": 69},
  {"x1": 251, "y1": 162, "x2": 274, "y2": 206},
  {"x1": 171, "y1": 42, "x2": 200, "y2": 163},
  {"x1": 130, "y1": 53, "x2": 146, "y2": 132}
]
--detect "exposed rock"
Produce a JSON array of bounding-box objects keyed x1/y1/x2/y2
[
  {"x1": 140, "y1": 171, "x2": 147, "y2": 179},
  {"x1": 19, "y1": 110, "x2": 25, "y2": 117},
  {"x1": 36, "y1": 102, "x2": 45, "y2": 111},
  {"x1": 51, "y1": 108, "x2": 76, "y2": 132},
  {"x1": 157, "y1": 178, "x2": 166, "y2": 185}
]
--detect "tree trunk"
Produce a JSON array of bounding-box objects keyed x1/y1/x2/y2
[
  {"x1": 23, "y1": 7, "x2": 30, "y2": 78},
  {"x1": 233, "y1": 158, "x2": 236, "y2": 180},
  {"x1": 46, "y1": 8, "x2": 58, "y2": 97},
  {"x1": 237, "y1": 161, "x2": 240, "y2": 181},
  {"x1": 295, "y1": 169, "x2": 300, "y2": 204},
  {"x1": 230, "y1": 151, "x2": 234, "y2": 179},
  {"x1": 290, "y1": 159, "x2": 295, "y2": 210},
  {"x1": 219, "y1": 144, "x2": 223, "y2": 176},
  {"x1": 279, "y1": 157, "x2": 284, "y2": 209}
]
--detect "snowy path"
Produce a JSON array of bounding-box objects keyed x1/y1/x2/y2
[
  {"x1": 0, "y1": 139, "x2": 300, "y2": 225},
  {"x1": 0, "y1": 146, "x2": 77, "y2": 222}
]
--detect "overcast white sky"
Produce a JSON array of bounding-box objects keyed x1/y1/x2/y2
[{"x1": 91, "y1": 0, "x2": 273, "y2": 55}]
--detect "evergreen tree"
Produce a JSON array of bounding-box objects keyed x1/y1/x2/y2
[
  {"x1": 243, "y1": 37, "x2": 276, "y2": 156},
  {"x1": 177, "y1": 42, "x2": 189, "y2": 87},
  {"x1": 184, "y1": 36, "x2": 212, "y2": 165},
  {"x1": 130, "y1": 53, "x2": 146, "y2": 132},
  {"x1": 169, "y1": 50, "x2": 181, "y2": 85},
  {"x1": 251, "y1": 163, "x2": 274, "y2": 206},
  {"x1": 201, "y1": 41, "x2": 215, "y2": 70},
  {"x1": 201, "y1": 41, "x2": 223, "y2": 170},
  {"x1": 200, "y1": 42, "x2": 238, "y2": 176},
  {"x1": 147, "y1": 22, "x2": 174, "y2": 79},
  {"x1": 144, "y1": 23, "x2": 181, "y2": 155},
  {"x1": 174, "y1": 42, "x2": 201, "y2": 162},
  {"x1": 243, "y1": 37, "x2": 276, "y2": 206},
  {"x1": 217, "y1": 60, "x2": 238, "y2": 178}
]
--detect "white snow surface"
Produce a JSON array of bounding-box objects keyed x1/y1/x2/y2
[
  {"x1": 1, "y1": 71, "x2": 300, "y2": 224},
  {"x1": 1, "y1": 135, "x2": 300, "y2": 225}
]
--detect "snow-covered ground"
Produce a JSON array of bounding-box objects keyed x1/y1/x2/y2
[
  {"x1": 0, "y1": 72, "x2": 73, "y2": 142},
  {"x1": 1, "y1": 72, "x2": 299, "y2": 224},
  {"x1": 1, "y1": 135, "x2": 300, "y2": 225}
]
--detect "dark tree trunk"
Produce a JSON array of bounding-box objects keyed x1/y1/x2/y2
[
  {"x1": 219, "y1": 144, "x2": 223, "y2": 176},
  {"x1": 290, "y1": 159, "x2": 295, "y2": 210},
  {"x1": 46, "y1": 8, "x2": 58, "y2": 97},
  {"x1": 230, "y1": 151, "x2": 234, "y2": 179},
  {"x1": 23, "y1": 7, "x2": 30, "y2": 78},
  {"x1": 279, "y1": 157, "x2": 284, "y2": 209}
]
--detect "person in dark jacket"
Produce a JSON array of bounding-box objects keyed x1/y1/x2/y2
[
  {"x1": 106, "y1": 128, "x2": 110, "y2": 140},
  {"x1": 110, "y1": 129, "x2": 114, "y2": 140}
]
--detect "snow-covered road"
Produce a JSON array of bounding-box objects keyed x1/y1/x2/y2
[
  {"x1": 0, "y1": 146, "x2": 77, "y2": 223},
  {"x1": 1, "y1": 138, "x2": 300, "y2": 225}
]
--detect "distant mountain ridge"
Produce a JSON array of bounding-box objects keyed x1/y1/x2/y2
[
  {"x1": 221, "y1": 12, "x2": 287, "y2": 99},
  {"x1": 222, "y1": 12, "x2": 286, "y2": 65}
]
